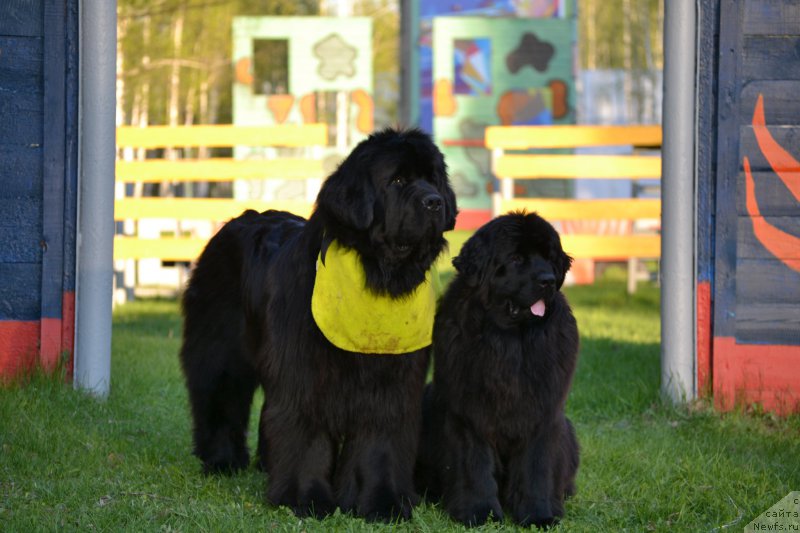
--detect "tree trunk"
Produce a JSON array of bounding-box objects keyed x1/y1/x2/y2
[
  {"x1": 622, "y1": 0, "x2": 633, "y2": 121},
  {"x1": 164, "y1": 8, "x2": 185, "y2": 197}
]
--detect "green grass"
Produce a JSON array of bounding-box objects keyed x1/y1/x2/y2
[{"x1": 2, "y1": 268, "x2": 799, "y2": 532}]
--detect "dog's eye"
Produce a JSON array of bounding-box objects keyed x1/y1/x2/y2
[
  {"x1": 509, "y1": 253, "x2": 523, "y2": 264},
  {"x1": 390, "y1": 176, "x2": 406, "y2": 186}
]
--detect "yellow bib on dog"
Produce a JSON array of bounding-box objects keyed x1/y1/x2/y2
[{"x1": 311, "y1": 240, "x2": 439, "y2": 354}]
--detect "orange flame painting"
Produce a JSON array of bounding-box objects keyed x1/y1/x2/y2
[{"x1": 743, "y1": 94, "x2": 800, "y2": 273}]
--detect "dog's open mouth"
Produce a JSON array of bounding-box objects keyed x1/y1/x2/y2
[
  {"x1": 507, "y1": 299, "x2": 547, "y2": 319},
  {"x1": 388, "y1": 242, "x2": 414, "y2": 260}
]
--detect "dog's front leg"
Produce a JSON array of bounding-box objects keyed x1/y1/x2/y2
[
  {"x1": 441, "y1": 416, "x2": 504, "y2": 526},
  {"x1": 261, "y1": 406, "x2": 337, "y2": 519},
  {"x1": 504, "y1": 422, "x2": 561, "y2": 528},
  {"x1": 336, "y1": 429, "x2": 419, "y2": 522}
]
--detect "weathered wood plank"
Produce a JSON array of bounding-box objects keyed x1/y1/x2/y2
[
  {"x1": 0, "y1": 146, "x2": 42, "y2": 198},
  {"x1": 743, "y1": 0, "x2": 800, "y2": 36},
  {"x1": 0, "y1": 263, "x2": 41, "y2": 321},
  {"x1": 736, "y1": 171, "x2": 800, "y2": 216},
  {"x1": 0, "y1": 199, "x2": 42, "y2": 263},
  {"x1": 493, "y1": 154, "x2": 661, "y2": 179},
  {"x1": 485, "y1": 125, "x2": 662, "y2": 150},
  {"x1": 737, "y1": 216, "x2": 800, "y2": 260},
  {"x1": 116, "y1": 124, "x2": 328, "y2": 149},
  {"x1": 736, "y1": 302, "x2": 800, "y2": 346},
  {"x1": 0, "y1": 36, "x2": 43, "y2": 91},
  {"x1": 741, "y1": 82, "x2": 800, "y2": 126},
  {"x1": 0, "y1": 36, "x2": 43, "y2": 147},
  {"x1": 736, "y1": 258, "x2": 800, "y2": 304},
  {"x1": 741, "y1": 36, "x2": 800, "y2": 82},
  {"x1": 0, "y1": 1, "x2": 43, "y2": 37},
  {"x1": 739, "y1": 126, "x2": 800, "y2": 172}
]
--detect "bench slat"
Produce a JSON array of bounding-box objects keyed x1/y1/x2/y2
[
  {"x1": 494, "y1": 154, "x2": 662, "y2": 179},
  {"x1": 497, "y1": 198, "x2": 661, "y2": 220},
  {"x1": 485, "y1": 125, "x2": 662, "y2": 150},
  {"x1": 117, "y1": 124, "x2": 328, "y2": 149},
  {"x1": 114, "y1": 198, "x2": 313, "y2": 221},
  {"x1": 561, "y1": 235, "x2": 661, "y2": 260},
  {"x1": 116, "y1": 158, "x2": 324, "y2": 181},
  {"x1": 114, "y1": 237, "x2": 208, "y2": 261},
  {"x1": 113, "y1": 234, "x2": 661, "y2": 262}
]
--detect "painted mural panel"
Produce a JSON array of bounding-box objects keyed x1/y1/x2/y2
[
  {"x1": 736, "y1": 94, "x2": 800, "y2": 346},
  {"x1": 415, "y1": 0, "x2": 572, "y2": 134},
  {"x1": 231, "y1": 17, "x2": 373, "y2": 201},
  {"x1": 432, "y1": 16, "x2": 574, "y2": 210},
  {"x1": 0, "y1": 0, "x2": 78, "y2": 378},
  {"x1": 707, "y1": 0, "x2": 800, "y2": 414}
]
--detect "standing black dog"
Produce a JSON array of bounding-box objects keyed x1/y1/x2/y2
[
  {"x1": 415, "y1": 211, "x2": 579, "y2": 528},
  {"x1": 179, "y1": 129, "x2": 456, "y2": 522}
]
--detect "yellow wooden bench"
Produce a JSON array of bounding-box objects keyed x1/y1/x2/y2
[
  {"x1": 486, "y1": 125, "x2": 662, "y2": 261},
  {"x1": 114, "y1": 124, "x2": 327, "y2": 261}
]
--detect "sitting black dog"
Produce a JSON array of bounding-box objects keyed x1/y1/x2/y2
[
  {"x1": 179, "y1": 128, "x2": 456, "y2": 521},
  {"x1": 415, "y1": 211, "x2": 579, "y2": 528}
]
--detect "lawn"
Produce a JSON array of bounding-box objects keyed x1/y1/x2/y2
[{"x1": 1, "y1": 267, "x2": 799, "y2": 532}]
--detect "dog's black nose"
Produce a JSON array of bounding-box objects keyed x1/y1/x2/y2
[
  {"x1": 422, "y1": 193, "x2": 443, "y2": 212},
  {"x1": 537, "y1": 273, "x2": 556, "y2": 288}
]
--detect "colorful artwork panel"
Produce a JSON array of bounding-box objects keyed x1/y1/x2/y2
[
  {"x1": 431, "y1": 16, "x2": 575, "y2": 209},
  {"x1": 454, "y1": 38, "x2": 492, "y2": 95},
  {"x1": 414, "y1": 0, "x2": 574, "y2": 133},
  {"x1": 231, "y1": 17, "x2": 373, "y2": 202}
]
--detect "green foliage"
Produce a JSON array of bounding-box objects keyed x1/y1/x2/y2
[
  {"x1": 2, "y1": 278, "x2": 799, "y2": 531},
  {"x1": 578, "y1": 0, "x2": 663, "y2": 70}
]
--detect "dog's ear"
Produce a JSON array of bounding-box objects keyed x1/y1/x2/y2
[
  {"x1": 316, "y1": 154, "x2": 376, "y2": 230},
  {"x1": 431, "y1": 150, "x2": 458, "y2": 231},
  {"x1": 443, "y1": 184, "x2": 458, "y2": 231},
  {"x1": 556, "y1": 247, "x2": 573, "y2": 289},
  {"x1": 453, "y1": 231, "x2": 491, "y2": 287}
]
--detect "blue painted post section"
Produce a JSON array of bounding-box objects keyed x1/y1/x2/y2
[
  {"x1": 40, "y1": 0, "x2": 68, "y2": 366},
  {"x1": 74, "y1": 0, "x2": 116, "y2": 398},
  {"x1": 693, "y1": 0, "x2": 721, "y2": 395},
  {"x1": 661, "y1": 0, "x2": 697, "y2": 404}
]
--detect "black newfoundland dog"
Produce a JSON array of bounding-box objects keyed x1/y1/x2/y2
[
  {"x1": 179, "y1": 128, "x2": 456, "y2": 522},
  {"x1": 415, "y1": 211, "x2": 579, "y2": 528}
]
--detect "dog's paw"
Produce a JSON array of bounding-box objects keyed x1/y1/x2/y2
[
  {"x1": 360, "y1": 484, "x2": 414, "y2": 523},
  {"x1": 514, "y1": 509, "x2": 561, "y2": 529},
  {"x1": 527, "y1": 515, "x2": 560, "y2": 530},
  {"x1": 295, "y1": 481, "x2": 336, "y2": 519},
  {"x1": 450, "y1": 498, "x2": 504, "y2": 526},
  {"x1": 198, "y1": 447, "x2": 249, "y2": 475},
  {"x1": 509, "y1": 498, "x2": 563, "y2": 529},
  {"x1": 196, "y1": 429, "x2": 250, "y2": 475}
]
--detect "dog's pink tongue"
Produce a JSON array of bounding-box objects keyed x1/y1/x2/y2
[{"x1": 531, "y1": 299, "x2": 546, "y2": 317}]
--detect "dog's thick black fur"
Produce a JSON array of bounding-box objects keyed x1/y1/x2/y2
[
  {"x1": 415, "y1": 212, "x2": 579, "y2": 528},
  {"x1": 179, "y1": 128, "x2": 456, "y2": 522}
]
